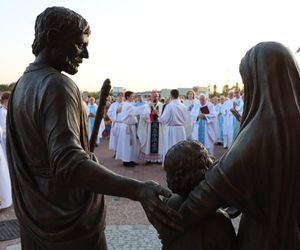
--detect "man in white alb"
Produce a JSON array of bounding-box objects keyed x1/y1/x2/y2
[
  {"x1": 115, "y1": 91, "x2": 148, "y2": 167},
  {"x1": 0, "y1": 91, "x2": 12, "y2": 209},
  {"x1": 183, "y1": 90, "x2": 199, "y2": 139},
  {"x1": 159, "y1": 89, "x2": 188, "y2": 163},
  {"x1": 191, "y1": 94, "x2": 218, "y2": 155},
  {"x1": 87, "y1": 97, "x2": 98, "y2": 139},
  {"x1": 107, "y1": 92, "x2": 124, "y2": 154},
  {"x1": 215, "y1": 95, "x2": 226, "y2": 144},
  {"x1": 0, "y1": 92, "x2": 10, "y2": 154},
  {"x1": 231, "y1": 88, "x2": 244, "y2": 139},
  {"x1": 223, "y1": 90, "x2": 234, "y2": 149}
]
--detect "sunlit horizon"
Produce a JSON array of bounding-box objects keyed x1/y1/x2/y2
[{"x1": 1, "y1": 0, "x2": 299, "y2": 92}]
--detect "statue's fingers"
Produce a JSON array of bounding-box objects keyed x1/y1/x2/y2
[
  {"x1": 155, "y1": 185, "x2": 171, "y2": 198},
  {"x1": 156, "y1": 200, "x2": 183, "y2": 223},
  {"x1": 153, "y1": 204, "x2": 184, "y2": 232}
]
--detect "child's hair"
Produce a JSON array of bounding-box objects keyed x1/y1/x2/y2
[{"x1": 164, "y1": 140, "x2": 214, "y2": 197}]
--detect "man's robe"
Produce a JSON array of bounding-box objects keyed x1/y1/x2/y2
[
  {"x1": 107, "y1": 101, "x2": 123, "y2": 151},
  {"x1": 159, "y1": 99, "x2": 188, "y2": 163},
  {"x1": 138, "y1": 101, "x2": 164, "y2": 163},
  {"x1": 190, "y1": 102, "x2": 217, "y2": 155},
  {"x1": 0, "y1": 106, "x2": 7, "y2": 154},
  {"x1": 7, "y1": 63, "x2": 107, "y2": 250},
  {"x1": 87, "y1": 103, "x2": 98, "y2": 139},
  {"x1": 215, "y1": 102, "x2": 225, "y2": 143},
  {"x1": 183, "y1": 99, "x2": 200, "y2": 140},
  {"x1": 115, "y1": 101, "x2": 147, "y2": 162},
  {"x1": 222, "y1": 98, "x2": 234, "y2": 148},
  {"x1": 232, "y1": 97, "x2": 244, "y2": 139},
  {"x1": 0, "y1": 140, "x2": 12, "y2": 209}
]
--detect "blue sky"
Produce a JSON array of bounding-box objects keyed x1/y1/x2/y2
[{"x1": 1, "y1": 0, "x2": 299, "y2": 92}]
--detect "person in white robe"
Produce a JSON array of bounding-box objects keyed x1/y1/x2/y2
[
  {"x1": 96, "y1": 119, "x2": 106, "y2": 145},
  {"x1": 215, "y1": 95, "x2": 226, "y2": 144},
  {"x1": 134, "y1": 95, "x2": 145, "y2": 106},
  {"x1": 87, "y1": 97, "x2": 98, "y2": 139},
  {"x1": 0, "y1": 92, "x2": 10, "y2": 155},
  {"x1": 191, "y1": 94, "x2": 218, "y2": 155},
  {"x1": 211, "y1": 96, "x2": 220, "y2": 143},
  {"x1": 107, "y1": 92, "x2": 124, "y2": 153},
  {"x1": 0, "y1": 140, "x2": 12, "y2": 210},
  {"x1": 0, "y1": 91, "x2": 12, "y2": 209},
  {"x1": 115, "y1": 91, "x2": 148, "y2": 167},
  {"x1": 183, "y1": 90, "x2": 200, "y2": 139},
  {"x1": 138, "y1": 91, "x2": 164, "y2": 164},
  {"x1": 232, "y1": 88, "x2": 244, "y2": 139},
  {"x1": 159, "y1": 89, "x2": 188, "y2": 163},
  {"x1": 222, "y1": 90, "x2": 235, "y2": 149}
]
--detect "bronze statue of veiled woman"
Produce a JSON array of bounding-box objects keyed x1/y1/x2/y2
[{"x1": 178, "y1": 42, "x2": 300, "y2": 250}]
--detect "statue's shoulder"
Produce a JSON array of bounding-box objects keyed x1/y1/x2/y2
[{"x1": 42, "y1": 70, "x2": 79, "y2": 97}]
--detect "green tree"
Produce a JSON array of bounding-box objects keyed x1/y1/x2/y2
[
  {"x1": 0, "y1": 84, "x2": 10, "y2": 92},
  {"x1": 8, "y1": 82, "x2": 16, "y2": 91},
  {"x1": 222, "y1": 84, "x2": 229, "y2": 95},
  {"x1": 213, "y1": 84, "x2": 217, "y2": 96},
  {"x1": 235, "y1": 82, "x2": 239, "y2": 90}
]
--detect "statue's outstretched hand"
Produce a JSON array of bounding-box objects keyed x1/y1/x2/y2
[{"x1": 138, "y1": 181, "x2": 184, "y2": 234}]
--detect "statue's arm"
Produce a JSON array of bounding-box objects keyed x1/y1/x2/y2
[
  {"x1": 179, "y1": 180, "x2": 225, "y2": 227},
  {"x1": 40, "y1": 77, "x2": 183, "y2": 231}
]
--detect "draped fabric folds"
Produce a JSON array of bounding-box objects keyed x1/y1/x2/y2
[{"x1": 181, "y1": 42, "x2": 300, "y2": 250}]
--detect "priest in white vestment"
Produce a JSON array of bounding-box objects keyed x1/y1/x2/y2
[
  {"x1": 96, "y1": 119, "x2": 106, "y2": 145},
  {"x1": 107, "y1": 92, "x2": 124, "y2": 153},
  {"x1": 0, "y1": 92, "x2": 11, "y2": 209},
  {"x1": 232, "y1": 89, "x2": 244, "y2": 139},
  {"x1": 115, "y1": 91, "x2": 149, "y2": 167},
  {"x1": 191, "y1": 94, "x2": 218, "y2": 155},
  {"x1": 215, "y1": 95, "x2": 226, "y2": 144},
  {"x1": 87, "y1": 97, "x2": 98, "y2": 139},
  {"x1": 183, "y1": 90, "x2": 200, "y2": 139},
  {"x1": 0, "y1": 140, "x2": 12, "y2": 209},
  {"x1": 222, "y1": 90, "x2": 235, "y2": 149},
  {"x1": 159, "y1": 89, "x2": 188, "y2": 163},
  {"x1": 0, "y1": 92, "x2": 10, "y2": 155},
  {"x1": 138, "y1": 91, "x2": 164, "y2": 164}
]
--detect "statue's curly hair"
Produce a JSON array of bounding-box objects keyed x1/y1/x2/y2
[
  {"x1": 32, "y1": 6, "x2": 90, "y2": 56},
  {"x1": 164, "y1": 140, "x2": 214, "y2": 197}
]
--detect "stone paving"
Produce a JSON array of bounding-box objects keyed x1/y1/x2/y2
[
  {"x1": 5, "y1": 225, "x2": 161, "y2": 250},
  {"x1": 0, "y1": 139, "x2": 233, "y2": 250}
]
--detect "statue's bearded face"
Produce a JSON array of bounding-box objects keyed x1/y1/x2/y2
[{"x1": 54, "y1": 33, "x2": 89, "y2": 75}]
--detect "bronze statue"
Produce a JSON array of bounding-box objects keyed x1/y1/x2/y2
[
  {"x1": 162, "y1": 140, "x2": 236, "y2": 250},
  {"x1": 6, "y1": 7, "x2": 181, "y2": 250},
  {"x1": 160, "y1": 42, "x2": 300, "y2": 250}
]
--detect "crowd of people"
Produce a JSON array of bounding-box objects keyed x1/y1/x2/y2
[
  {"x1": 102, "y1": 87, "x2": 244, "y2": 167},
  {"x1": 0, "y1": 86, "x2": 244, "y2": 209}
]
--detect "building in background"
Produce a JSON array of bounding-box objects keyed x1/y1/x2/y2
[{"x1": 112, "y1": 87, "x2": 126, "y2": 97}]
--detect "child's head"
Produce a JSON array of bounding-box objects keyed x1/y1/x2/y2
[{"x1": 164, "y1": 140, "x2": 214, "y2": 197}]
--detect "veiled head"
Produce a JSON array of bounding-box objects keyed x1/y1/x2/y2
[{"x1": 239, "y1": 42, "x2": 300, "y2": 127}]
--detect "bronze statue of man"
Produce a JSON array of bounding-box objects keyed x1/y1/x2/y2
[{"x1": 6, "y1": 6, "x2": 181, "y2": 250}]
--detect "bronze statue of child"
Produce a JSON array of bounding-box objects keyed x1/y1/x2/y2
[{"x1": 162, "y1": 140, "x2": 236, "y2": 250}]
